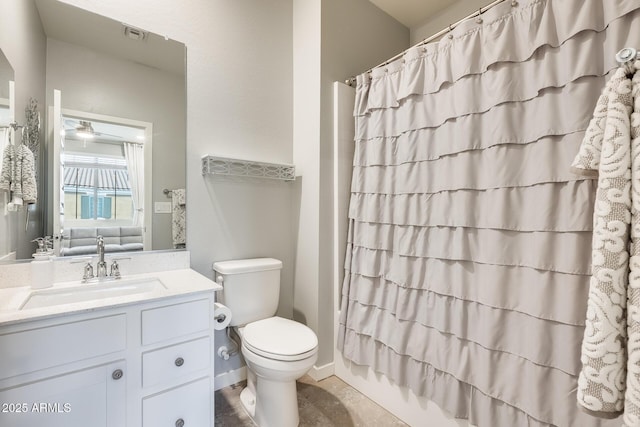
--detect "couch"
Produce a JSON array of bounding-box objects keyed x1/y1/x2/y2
[{"x1": 60, "y1": 226, "x2": 144, "y2": 256}]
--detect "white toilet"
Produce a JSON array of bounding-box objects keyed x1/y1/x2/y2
[{"x1": 213, "y1": 258, "x2": 318, "y2": 427}]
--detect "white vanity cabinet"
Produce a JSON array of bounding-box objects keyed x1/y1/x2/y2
[
  {"x1": 0, "y1": 361, "x2": 127, "y2": 427},
  {"x1": 139, "y1": 298, "x2": 214, "y2": 427},
  {"x1": 0, "y1": 292, "x2": 216, "y2": 427}
]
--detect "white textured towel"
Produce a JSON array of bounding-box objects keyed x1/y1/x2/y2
[
  {"x1": 171, "y1": 189, "x2": 186, "y2": 248},
  {"x1": 0, "y1": 143, "x2": 37, "y2": 205},
  {"x1": 572, "y1": 62, "x2": 640, "y2": 425}
]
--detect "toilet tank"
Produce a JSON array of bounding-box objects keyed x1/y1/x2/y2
[{"x1": 213, "y1": 258, "x2": 282, "y2": 327}]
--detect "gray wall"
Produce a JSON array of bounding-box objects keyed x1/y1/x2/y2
[
  {"x1": 0, "y1": 52, "x2": 12, "y2": 100},
  {"x1": 45, "y1": 38, "x2": 186, "y2": 250},
  {"x1": 0, "y1": 0, "x2": 47, "y2": 259},
  {"x1": 410, "y1": 0, "x2": 488, "y2": 44}
]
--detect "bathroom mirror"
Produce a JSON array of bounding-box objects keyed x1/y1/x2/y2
[
  {"x1": 1, "y1": 0, "x2": 186, "y2": 260},
  {"x1": 0, "y1": 49, "x2": 16, "y2": 261},
  {"x1": 0, "y1": 50, "x2": 12, "y2": 102}
]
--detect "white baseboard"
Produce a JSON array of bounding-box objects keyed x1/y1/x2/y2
[
  {"x1": 307, "y1": 362, "x2": 335, "y2": 381},
  {"x1": 214, "y1": 367, "x2": 247, "y2": 391}
]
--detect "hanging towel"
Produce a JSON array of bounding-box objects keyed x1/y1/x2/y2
[
  {"x1": 571, "y1": 62, "x2": 640, "y2": 424},
  {"x1": 0, "y1": 145, "x2": 14, "y2": 193},
  {"x1": 171, "y1": 189, "x2": 186, "y2": 248},
  {"x1": 625, "y1": 63, "x2": 640, "y2": 427},
  {"x1": 19, "y1": 145, "x2": 37, "y2": 204},
  {"x1": 0, "y1": 144, "x2": 37, "y2": 205},
  {"x1": 0, "y1": 130, "x2": 8, "y2": 216}
]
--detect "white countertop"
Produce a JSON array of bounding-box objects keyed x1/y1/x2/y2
[{"x1": 0, "y1": 268, "x2": 222, "y2": 326}]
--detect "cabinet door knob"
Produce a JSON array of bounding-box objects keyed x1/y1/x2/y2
[
  {"x1": 175, "y1": 418, "x2": 185, "y2": 427},
  {"x1": 112, "y1": 369, "x2": 124, "y2": 380},
  {"x1": 175, "y1": 357, "x2": 184, "y2": 367}
]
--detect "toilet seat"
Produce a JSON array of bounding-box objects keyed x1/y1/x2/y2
[{"x1": 241, "y1": 316, "x2": 318, "y2": 362}]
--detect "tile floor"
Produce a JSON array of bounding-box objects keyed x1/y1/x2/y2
[{"x1": 215, "y1": 375, "x2": 408, "y2": 426}]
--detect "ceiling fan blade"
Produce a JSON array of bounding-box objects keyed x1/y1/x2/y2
[{"x1": 94, "y1": 131, "x2": 124, "y2": 139}]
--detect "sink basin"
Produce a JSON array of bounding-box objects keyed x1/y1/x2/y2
[{"x1": 20, "y1": 277, "x2": 167, "y2": 310}]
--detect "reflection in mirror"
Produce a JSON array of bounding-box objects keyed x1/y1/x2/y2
[
  {"x1": 0, "y1": 50, "x2": 12, "y2": 104},
  {"x1": 58, "y1": 112, "x2": 152, "y2": 256},
  {"x1": 0, "y1": 0, "x2": 186, "y2": 261},
  {"x1": 0, "y1": 49, "x2": 16, "y2": 261}
]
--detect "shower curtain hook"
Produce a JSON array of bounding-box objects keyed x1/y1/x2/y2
[
  {"x1": 476, "y1": 8, "x2": 483, "y2": 24},
  {"x1": 448, "y1": 24, "x2": 454, "y2": 39},
  {"x1": 616, "y1": 47, "x2": 638, "y2": 66},
  {"x1": 616, "y1": 47, "x2": 638, "y2": 76}
]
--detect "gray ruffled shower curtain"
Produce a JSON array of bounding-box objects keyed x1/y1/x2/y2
[{"x1": 337, "y1": 1, "x2": 640, "y2": 426}]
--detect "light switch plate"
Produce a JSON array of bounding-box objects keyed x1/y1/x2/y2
[{"x1": 154, "y1": 202, "x2": 172, "y2": 214}]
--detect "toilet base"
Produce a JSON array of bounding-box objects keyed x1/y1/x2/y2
[
  {"x1": 256, "y1": 375, "x2": 299, "y2": 427},
  {"x1": 240, "y1": 387, "x2": 257, "y2": 420},
  {"x1": 239, "y1": 374, "x2": 300, "y2": 427},
  {"x1": 236, "y1": 325, "x2": 318, "y2": 427}
]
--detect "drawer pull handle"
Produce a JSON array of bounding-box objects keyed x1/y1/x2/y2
[
  {"x1": 175, "y1": 357, "x2": 185, "y2": 367},
  {"x1": 175, "y1": 418, "x2": 185, "y2": 427},
  {"x1": 112, "y1": 369, "x2": 124, "y2": 380}
]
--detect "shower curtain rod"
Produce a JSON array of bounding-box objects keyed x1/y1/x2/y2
[{"x1": 345, "y1": 0, "x2": 512, "y2": 86}]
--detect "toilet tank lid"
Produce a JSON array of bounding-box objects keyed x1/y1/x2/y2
[{"x1": 213, "y1": 258, "x2": 282, "y2": 274}]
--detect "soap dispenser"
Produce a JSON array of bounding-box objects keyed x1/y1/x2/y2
[{"x1": 31, "y1": 237, "x2": 54, "y2": 289}]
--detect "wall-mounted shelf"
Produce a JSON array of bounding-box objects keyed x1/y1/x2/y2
[{"x1": 202, "y1": 156, "x2": 296, "y2": 181}]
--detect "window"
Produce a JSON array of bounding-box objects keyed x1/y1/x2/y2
[
  {"x1": 63, "y1": 154, "x2": 134, "y2": 224},
  {"x1": 80, "y1": 194, "x2": 111, "y2": 219}
]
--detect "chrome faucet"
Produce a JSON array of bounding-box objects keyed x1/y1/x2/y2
[
  {"x1": 96, "y1": 235, "x2": 108, "y2": 278},
  {"x1": 74, "y1": 236, "x2": 129, "y2": 283}
]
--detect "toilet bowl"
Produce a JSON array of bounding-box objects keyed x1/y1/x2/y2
[{"x1": 235, "y1": 316, "x2": 318, "y2": 427}]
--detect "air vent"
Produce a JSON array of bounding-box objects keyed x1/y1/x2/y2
[{"x1": 123, "y1": 25, "x2": 147, "y2": 41}]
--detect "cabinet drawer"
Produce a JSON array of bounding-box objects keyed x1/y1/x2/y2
[
  {"x1": 0, "y1": 315, "x2": 126, "y2": 380},
  {"x1": 141, "y1": 299, "x2": 210, "y2": 345},
  {"x1": 142, "y1": 337, "x2": 210, "y2": 388},
  {"x1": 142, "y1": 378, "x2": 211, "y2": 427}
]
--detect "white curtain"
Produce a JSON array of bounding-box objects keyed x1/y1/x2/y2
[
  {"x1": 123, "y1": 142, "x2": 144, "y2": 227},
  {"x1": 337, "y1": 1, "x2": 640, "y2": 426}
]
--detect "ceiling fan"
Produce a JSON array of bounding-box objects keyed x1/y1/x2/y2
[
  {"x1": 74, "y1": 120, "x2": 95, "y2": 139},
  {"x1": 63, "y1": 118, "x2": 124, "y2": 141}
]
